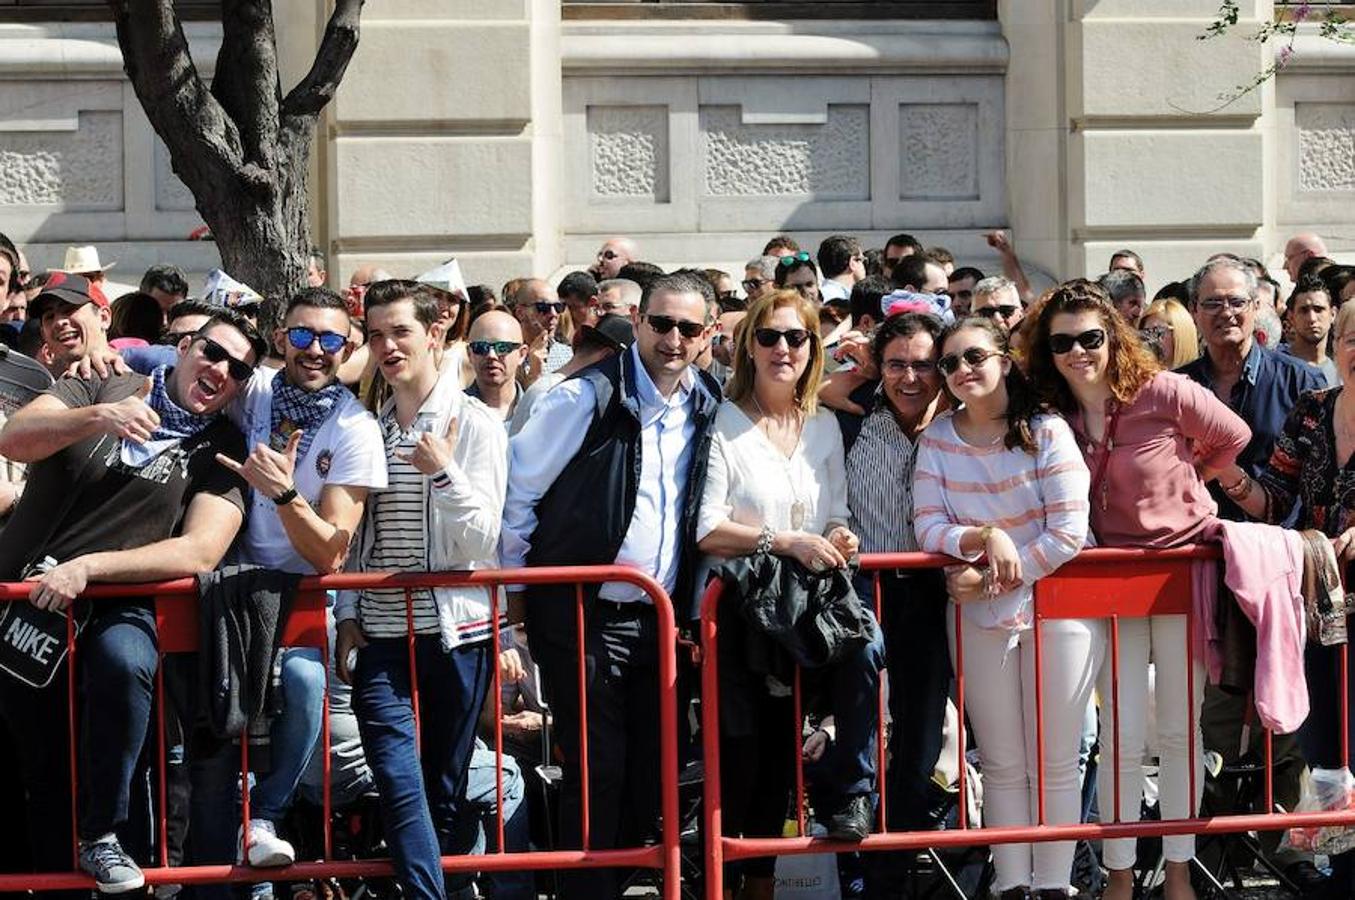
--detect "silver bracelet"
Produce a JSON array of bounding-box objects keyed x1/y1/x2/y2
[{"x1": 755, "y1": 524, "x2": 775, "y2": 555}]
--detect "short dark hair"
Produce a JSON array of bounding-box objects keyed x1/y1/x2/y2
[
  {"x1": 1098, "y1": 268, "x2": 1146, "y2": 305},
  {"x1": 1322, "y1": 265, "x2": 1355, "y2": 304},
  {"x1": 197, "y1": 308, "x2": 268, "y2": 364},
  {"x1": 467, "y1": 284, "x2": 497, "y2": 308},
  {"x1": 849, "y1": 275, "x2": 892, "y2": 327},
  {"x1": 950, "y1": 266, "x2": 985, "y2": 285},
  {"x1": 108, "y1": 292, "x2": 165, "y2": 344},
  {"x1": 762, "y1": 234, "x2": 800, "y2": 255},
  {"x1": 364, "y1": 279, "x2": 441, "y2": 329},
  {"x1": 166, "y1": 299, "x2": 218, "y2": 325},
  {"x1": 1153, "y1": 280, "x2": 1189, "y2": 303},
  {"x1": 641, "y1": 269, "x2": 715, "y2": 320},
  {"x1": 139, "y1": 264, "x2": 189, "y2": 298},
  {"x1": 285, "y1": 286, "x2": 349, "y2": 318},
  {"x1": 816, "y1": 235, "x2": 861, "y2": 279},
  {"x1": 617, "y1": 261, "x2": 665, "y2": 295},
  {"x1": 871, "y1": 311, "x2": 943, "y2": 370},
  {"x1": 1298, "y1": 256, "x2": 1336, "y2": 281},
  {"x1": 0, "y1": 232, "x2": 19, "y2": 275},
  {"x1": 773, "y1": 255, "x2": 817, "y2": 288},
  {"x1": 1289, "y1": 275, "x2": 1333, "y2": 310},
  {"x1": 884, "y1": 233, "x2": 923, "y2": 256},
  {"x1": 891, "y1": 254, "x2": 933, "y2": 290},
  {"x1": 557, "y1": 270, "x2": 599, "y2": 302},
  {"x1": 923, "y1": 246, "x2": 955, "y2": 268},
  {"x1": 863, "y1": 248, "x2": 886, "y2": 278},
  {"x1": 1109, "y1": 249, "x2": 1144, "y2": 273}
]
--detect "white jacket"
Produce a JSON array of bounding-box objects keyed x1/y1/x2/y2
[{"x1": 335, "y1": 369, "x2": 508, "y2": 650}]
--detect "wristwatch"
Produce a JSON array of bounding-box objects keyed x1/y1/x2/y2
[{"x1": 272, "y1": 485, "x2": 299, "y2": 506}]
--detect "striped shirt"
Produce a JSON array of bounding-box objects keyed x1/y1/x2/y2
[
  {"x1": 358, "y1": 412, "x2": 440, "y2": 637},
  {"x1": 846, "y1": 402, "x2": 920, "y2": 554},
  {"x1": 912, "y1": 412, "x2": 1090, "y2": 631}
]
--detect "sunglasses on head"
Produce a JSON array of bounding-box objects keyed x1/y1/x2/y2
[
  {"x1": 975, "y1": 305, "x2": 1020, "y2": 320},
  {"x1": 534, "y1": 301, "x2": 566, "y2": 315},
  {"x1": 778, "y1": 252, "x2": 812, "y2": 266},
  {"x1": 645, "y1": 314, "x2": 705, "y2": 339},
  {"x1": 754, "y1": 327, "x2": 811, "y2": 349},
  {"x1": 937, "y1": 346, "x2": 1003, "y2": 376},
  {"x1": 286, "y1": 326, "x2": 347, "y2": 354},
  {"x1": 469, "y1": 339, "x2": 522, "y2": 357},
  {"x1": 1048, "y1": 328, "x2": 1107, "y2": 355},
  {"x1": 196, "y1": 336, "x2": 254, "y2": 382}
]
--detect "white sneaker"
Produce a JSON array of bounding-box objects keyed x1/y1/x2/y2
[{"x1": 239, "y1": 819, "x2": 295, "y2": 868}]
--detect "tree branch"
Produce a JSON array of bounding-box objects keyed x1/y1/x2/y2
[
  {"x1": 280, "y1": 0, "x2": 365, "y2": 121},
  {"x1": 212, "y1": 0, "x2": 282, "y2": 172},
  {"x1": 109, "y1": 0, "x2": 249, "y2": 190}
]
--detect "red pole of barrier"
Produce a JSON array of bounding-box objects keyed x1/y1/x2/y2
[
  {"x1": 490, "y1": 589, "x2": 505, "y2": 855},
  {"x1": 793, "y1": 665, "x2": 806, "y2": 838},
  {"x1": 1264, "y1": 729, "x2": 1275, "y2": 816},
  {"x1": 322, "y1": 612, "x2": 333, "y2": 862},
  {"x1": 651, "y1": 582, "x2": 681, "y2": 900},
  {"x1": 700, "y1": 581, "x2": 725, "y2": 900},
  {"x1": 575, "y1": 584, "x2": 590, "y2": 852},
  {"x1": 156, "y1": 654, "x2": 169, "y2": 868},
  {"x1": 67, "y1": 608, "x2": 79, "y2": 870},
  {"x1": 405, "y1": 588, "x2": 422, "y2": 753},
  {"x1": 954, "y1": 608, "x2": 968, "y2": 830},
  {"x1": 1186, "y1": 603, "x2": 1198, "y2": 818},
  {"x1": 1110, "y1": 614, "x2": 1122, "y2": 824},
  {"x1": 1343, "y1": 644, "x2": 1350, "y2": 770},
  {"x1": 874, "y1": 572, "x2": 887, "y2": 834},
  {"x1": 1033, "y1": 606, "x2": 1047, "y2": 826}
]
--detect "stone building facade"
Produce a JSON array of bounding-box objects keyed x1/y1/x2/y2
[{"x1": 1, "y1": 1, "x2": 1352, "y2": 295}]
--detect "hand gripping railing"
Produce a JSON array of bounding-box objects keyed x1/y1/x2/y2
[
  {"x1": 699, "y1": 547, "x2": 1355, "y2": 900},
  {"x1": 0, "y1": 566, "x2": 682, "y2": 899}
]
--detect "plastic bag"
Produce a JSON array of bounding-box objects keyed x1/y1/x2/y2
[{"x1": 1281, "y1": 767, "x2": 1355, "y2": 856}]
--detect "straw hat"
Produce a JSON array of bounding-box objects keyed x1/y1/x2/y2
[{"x1": 55, "y1": 245, "x2": 116, "y2": 274}]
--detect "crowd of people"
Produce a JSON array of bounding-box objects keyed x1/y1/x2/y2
[{"x1": 0, "y1": 225, "x2": 1353, "y2": 900}]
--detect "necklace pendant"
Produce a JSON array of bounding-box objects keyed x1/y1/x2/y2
[{"x1": 791, "y1": 501, "x2": 806, "y2": 530}]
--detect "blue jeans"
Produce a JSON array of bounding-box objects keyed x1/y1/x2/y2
[
  {"x1": 465, "y1": 738, "x2": 532, "y2": 900},
  {"x1": 251, "y1": 647, "x2": 326, "y2": 822},
  {"x1": 353, "y1": 636, "x2": 491, "y2": 900}
]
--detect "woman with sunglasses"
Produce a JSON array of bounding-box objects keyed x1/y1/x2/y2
[
  {"x1": 1024, "y1": 280, "x2": 1248, "y2": 900},
  {"x1": 696, "y1": 288, "x2": 884, "y2": 900},
  {"x1": 912, "y1": 316, "x2": 1093, "y2": 900}
]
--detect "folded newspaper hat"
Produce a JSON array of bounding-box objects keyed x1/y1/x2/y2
[
  {"x1": 201, "y1": 269, "x2": 263, "y2": 309},
  {"x1": 414, "y1": 258, "x2": 468, "y2": 300}
]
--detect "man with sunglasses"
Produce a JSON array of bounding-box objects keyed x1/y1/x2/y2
[
  {"x1": 502, "y1": 270, "x2": 722, "y2": 900},
  {"x1": 0, "y1": 309, "x2": 263, "y2": 895},
  {"x1": 465, "y1": 310, "x2": 528, "y2": 423},
  {"x1": 591, "y1": 236, "x2": 639, "y2": 281},
  {"x1": 509, "y1": 279, "x2": 572, "y2": 388},
  {"x1": 970, "y1": 275, "x2": 1024, "y2": 333}
]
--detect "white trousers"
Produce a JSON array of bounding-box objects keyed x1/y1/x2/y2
[
  {"x1": 1096, "y1": 614, "x2": 1205, "y2": 869},
  {"x1": 950, "y1": 609, "x2": 1104, "y2": 892}
]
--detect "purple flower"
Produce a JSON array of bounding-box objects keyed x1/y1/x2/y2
[
  {"x1": 1294, "y1": 2, "x2": 1313, "y2": 22},
  {"x1": 1279, "y1": 44, "x2": 1296, "y2": 66}
]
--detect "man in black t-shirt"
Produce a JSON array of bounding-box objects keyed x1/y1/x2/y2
[{"x1": 0, "y1": 309, "x2": 264, "y2": 895}]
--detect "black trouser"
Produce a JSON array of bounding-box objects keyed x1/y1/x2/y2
[
  {"x1": 529, "y1": 600, "x2": 661, "y2": 900},
  {"x1": 1300, "y1": 636, "x2": 1355, "y2": 893}
]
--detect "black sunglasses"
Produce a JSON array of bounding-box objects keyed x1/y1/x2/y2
[
  {"x1": 287, "y1": 326, "x2": 347, "y2": 354},
  {"x1": 645, "y1": 314, "x2": 705, "y2": 339},
  {"x1": 754, "y1": 327, "x2": 811, "y2": 349},
  {"x1": 196, "y1": 336, "x2": 254, "y2": 382},
  {"x1": 975, "y1": 305, "x2": 1020, "y2": 320},
  {"x1": 534, "y1": 301, "x2": 566, "y2": 315},
  {"x1": 937, "y1": 346, "x2": 1003, "y2": 376},
  {"x1": 469, "y1": 339, "x2": 523, "y2": 357},
  {"x1": 1048, "y1": 328, "x2": 1107, "y2": 355}
]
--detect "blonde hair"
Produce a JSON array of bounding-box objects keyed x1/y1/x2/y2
[
  {"x1": 1140, "y1": 298, "x2": 1200, "y2": 369},
  {"x1": 1334, "y1": 296, "x2": 1355, "y2": 342},
  {"x1": 724, "y1": 289, "x2": 823, "y2": 415}
]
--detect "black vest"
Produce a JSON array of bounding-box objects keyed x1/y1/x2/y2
[{"x1": 523, "y1": 351, "x2": 722, "y2": 635}]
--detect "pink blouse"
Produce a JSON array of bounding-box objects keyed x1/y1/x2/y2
[{"x1": 1069, "y1": 370, "x2": 1250, "y2": 549}]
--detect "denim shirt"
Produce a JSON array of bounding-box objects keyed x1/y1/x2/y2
[{"x1": 1178, "y1": 341, "x2": 1325, "y2": 524}]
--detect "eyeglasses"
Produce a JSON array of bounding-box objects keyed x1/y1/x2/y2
[
  {"x1": 1197, "y1": 296, "x2": 1253, "y2": 314},
  {"x1": 196, "y1": 336, "x2": 254, "y2": 382},
  {"x1": 937, "y1": 347, "x2": 1004, "y2": 376},
  {"x1": 716, "y1": 290, "x2": 740, "y2": 303},
  {"x1": 778, "y1": 252, "x2": 812, "y2": 267},
  {"x1": 1048, "y1": 328, "x2": 1107, "y2": 355},
  {"x1": 645, "y1": 314, "x2": 705, "y2": 339},
  {"x1": 975, "y1": 305, "x2": 1020, "y2": 321},
  {"x1": 469, "y1": 339, "x2": 523, "y2": 357},
  {"x1": 1139, "y1": 324, "x2": 1173, "y2": 342},
  {"x1": 883, "y1": 359, "x2": 938, "y2": 376},
  {"x1": 534, "y1": 301, "x2": 566, "y2": 315},
  {"x1": 742, "y1": 278, "x2": 768, "y2": 291},
  {"x1": 754, "y1": 327, "x2": 811, "y2": 349},
  {"x1": 287, "y1": 326, "x2": 347, "y2": 354}
]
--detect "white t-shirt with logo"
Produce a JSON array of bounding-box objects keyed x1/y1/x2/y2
[{"x1": 234, "y1": 371, "x2": 388, "y2": 574}]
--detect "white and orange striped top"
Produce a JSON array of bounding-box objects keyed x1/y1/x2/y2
[{"x1": 912, "y1": 411, "x2": 1091, "y2": 631}]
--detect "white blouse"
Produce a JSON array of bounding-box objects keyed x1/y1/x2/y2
[{"x1": 697, "y1": 401, "x2": 851, "y2": 546}]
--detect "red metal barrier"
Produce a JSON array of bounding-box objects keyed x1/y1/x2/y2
[
  {"x1": 0, "y1": 566, "x2": 682, "y2": 898},
  {"x1": 699, "y1": 547, "x2": 1355, "y2": 900}
]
